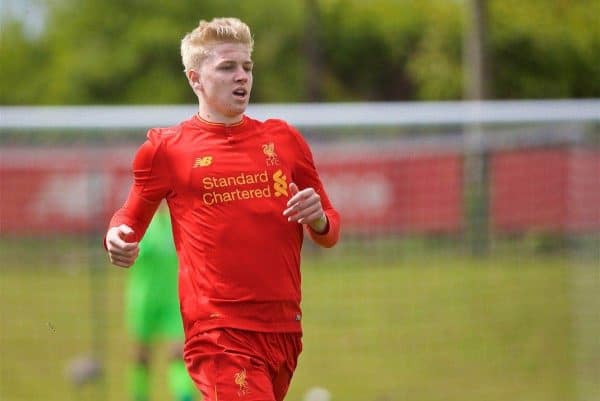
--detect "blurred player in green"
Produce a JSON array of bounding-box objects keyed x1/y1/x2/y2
[{"x1": 125, "y1": 205, "x2": 198, "y2": 401}]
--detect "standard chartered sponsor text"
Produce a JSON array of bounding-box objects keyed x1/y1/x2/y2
[
  {"x1": 202, "y1": 171, "x2": 268, "y2": 189},
  {"x1": 202, "y1": 170, "x2": 274, "y2": 205}
]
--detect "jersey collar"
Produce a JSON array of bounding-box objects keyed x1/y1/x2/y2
[{"x1": 192, "y1": 114, "x2": 248, "y2": 133}]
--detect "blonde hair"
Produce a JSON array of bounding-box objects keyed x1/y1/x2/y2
[{"x1": 181, "y1": 17, "x2": 254, "y2": 72}]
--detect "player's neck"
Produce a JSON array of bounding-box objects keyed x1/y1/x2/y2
[{"x1": 197, "y1": 108, "x2": 243, "y2": 126}]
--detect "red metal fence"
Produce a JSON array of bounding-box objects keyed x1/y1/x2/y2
[{"x1": 1, "y1": 145, "x2": 598, "y2": 235}]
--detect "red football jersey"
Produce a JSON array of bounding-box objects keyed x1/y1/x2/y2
[{"x1": 108, "y1": 115, "x2": 340, "y2": 338}]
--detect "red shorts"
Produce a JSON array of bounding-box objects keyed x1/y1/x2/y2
[{"x1": 184, "y1": 328, "x2": 303, "y2": 401}]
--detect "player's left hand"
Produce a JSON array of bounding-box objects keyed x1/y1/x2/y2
[{"x1": 283, "y1": 183, "x2": 328, "y2": 233}]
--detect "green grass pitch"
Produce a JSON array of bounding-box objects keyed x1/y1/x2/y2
[{"x1": 0, "y1": 237, "x2": 595, "y2": 401}]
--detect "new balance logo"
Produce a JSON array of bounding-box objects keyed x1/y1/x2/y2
[{"x1": 193, "y1": 156, "x2": 213, "y2": 168}]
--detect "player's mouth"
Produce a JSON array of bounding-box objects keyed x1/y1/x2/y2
[{"x1": 233, "y1": 88, "x2": 248, "y2": 99}]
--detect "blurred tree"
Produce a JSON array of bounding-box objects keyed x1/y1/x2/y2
[
  {"x1": 407, "y1": 0, "x2": 464, "y2": 100},
  {"x1": 37, "y1": 0, "x2": 213, "y2": 104},
  {"x1": 304, "y1": 0, "x2": 325, "y2": 101},
  {"x1": 0, "y1": 0, "x2": 307, "y2": 104},
  {"x1": 489, "y1": 0, "x2": 600, "y2": 98},
  {"x1": 318, "y1": 0, "x2": 428, "y2": 100},
  {"x1": 0, "y1": 0, "x2": 598, "y2": 104},
  {"x1": 235, "y1": 0, "x2": 306, "y2": 102},
  {"x1": 0, "y1": 20, "x2": 50, "y2": 104}
]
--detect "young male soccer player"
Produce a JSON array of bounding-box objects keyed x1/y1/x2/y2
[
  {"x1": 125, "y1": 206, "x2": 197, "y2": 401},
  {"x1": 105, "y1": 17, "x2": 340, "y2": 401}
]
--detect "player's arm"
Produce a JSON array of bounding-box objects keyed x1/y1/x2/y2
[
  {"x1": 105, "y1": 133, "x2": 171, "y2": 267},
  {"x1": 284, "y1": 126, "x2": 340, "y2": 248}
]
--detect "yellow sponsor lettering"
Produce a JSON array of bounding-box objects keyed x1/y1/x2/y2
[
  {"x1": 202, "y1": 176, "x2": 214, "y2": 189},
  {"x1": 258, "y1": 170, "x2": 268, "y2": 183},
  {"x1": 199, "y1": 170, "x2": 283, "y2": 205},
  {"x1": 202, "y1": 170, "x2": 269, "y2": 189},
  {"x1": 273, "y1": 169, "x2": 288, "y2": 197},
  {"x1": 202, "y1": 185, "x2": 272, "y2": 206},
  {"x1": 203, "y1": 192, "x2": 214, "y2": 205},
  {"x1": 217, "y1": 177, "x2": 228, "y2": 187},
  {"x1": 261, "y1": 185, "x2": 271, "y2": 197}
]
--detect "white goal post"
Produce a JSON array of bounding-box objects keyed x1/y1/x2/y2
[{"x1": 1, "y1": 99, "x2": 599, "y2": 129}]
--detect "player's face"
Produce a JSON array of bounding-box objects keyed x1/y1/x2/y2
[{"x1": 197, "y1": 43, "x2": 253, "y2": 123}]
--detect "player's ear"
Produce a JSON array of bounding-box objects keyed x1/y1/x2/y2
[{"x1": 186, "y1": 69, "x2": 202, "y2": 91}]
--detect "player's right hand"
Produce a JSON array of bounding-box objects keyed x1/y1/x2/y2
[{"x1": 105, "y1": 224, "x2": 139, "y2": 268}]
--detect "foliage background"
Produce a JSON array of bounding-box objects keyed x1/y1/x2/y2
[{"x1": 2, "y1": 0, "x2": 599, "y2": 105}]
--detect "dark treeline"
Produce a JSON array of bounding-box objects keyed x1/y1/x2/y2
[{"x1": 2, "y1": 0, "x2": 599, "y2": 105}]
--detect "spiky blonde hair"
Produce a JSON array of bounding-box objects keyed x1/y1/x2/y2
[{"x1": 181, "y1": 17, "x2": 254, "y2": 72}]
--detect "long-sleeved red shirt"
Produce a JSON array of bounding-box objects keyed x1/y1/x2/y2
[{"x1": 109, "y1": 114, "x2": 340, "y2": 338}]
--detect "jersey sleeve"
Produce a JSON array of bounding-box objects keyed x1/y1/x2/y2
[
  {"x1": 288, "y1": 124, "x2": 340, "y2": 248},
  {"x1": 107, "y1": 129, "x2": 172, "y2": 243}
]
